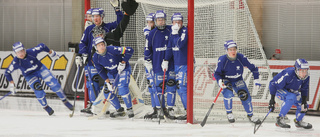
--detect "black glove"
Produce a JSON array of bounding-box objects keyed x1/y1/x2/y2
[
  {"x1": 269, "y1": 95, "x2": 276, "y2": 112},
  {"x1": 121, "y1": 0, "x2": 139, "y2": 16},
  {"x1": 301, "y1": 96, "x2": 308, "y2": 113}
]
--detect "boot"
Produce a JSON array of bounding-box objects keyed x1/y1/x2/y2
[
  {"x1": 276, "y1": 116, "x2": 291, "y2": 128},
  {"x1": 110, "y1": 107, "x2": 126, "y2": 118},
  {"x1": 294, "y1": 118, "x2": 312, "y2": 129},
  {"x1": 248, "y1": 115, "x2": 261, "y2": 124},
  {"x1": 227, "y1": 112, "x2": 235, "y2": 123},
  {"x1": 62, "y1": 100, "x2": 74, "y2": 111},
  {"x1": 44, "y1": 106, "x2": 54, "y2": 116},
  {"x1": 144, "y1": 107, "x2": 157, "y2": 119},
  {"x1": 127, "y1": 107, "x2": 134, "y2": 118},
  {"x1": 80, "y1": 102, "x2": 93, "y2": 115},
  {"x1": 164, "y1": 107, "x2": 176, "y2": 120}
]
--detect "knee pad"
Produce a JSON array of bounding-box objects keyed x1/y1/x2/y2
[
  {"x1": 92, "y1": 75, "x2": 100, "y2": 83},
  {"x1": 34, "y1": 82, "x2": 43, "y2": 90},
  {"x1": 167, "y1": 79, "x2": 176, "y2": 87},
  {"x1": 222, "y1": 89, "x2": 234, "y2": 98},
  {"x1": 237, "y1": 89, "x2": 248, "y2": 101}
]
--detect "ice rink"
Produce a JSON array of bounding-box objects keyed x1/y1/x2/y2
[{"x1": 0, "y1": 97, "x2": 319, "y2": 137}]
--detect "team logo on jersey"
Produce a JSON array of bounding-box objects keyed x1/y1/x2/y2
[
  {"x1": 172, "y1": 47, "x2": 179, "y2": 51},
  {"x1": 236, "y1": 66, "x2": 240, "y2": 70}
]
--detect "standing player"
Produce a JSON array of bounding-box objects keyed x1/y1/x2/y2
[
  {"x1": 144, "y1": 10, "x2": 176, "y2": 120},
  {"x1": 92, "y1": 37, "x2": 134, "y2": 118},
  {"x1": 84, "y1": 8, "x2": 93, "y2": 30},
  {"x1": 5, "y1": 42, "x2": 74, "y2": 116},
  {"x1": 214, "y1": 40, "x2": 261, "y2": 124},
  {"x1": 162, "y1": 13, "x2": 188, "y2": 120},
  {"x1": 142, "y1": 13, "x2": 159, "y2": 119},
  {"x1": 268, "y1": 59, "x2": 312, "y2": 129},
  {"x1": 77, "y1": 1, "x2": 123, "y2": 115}
]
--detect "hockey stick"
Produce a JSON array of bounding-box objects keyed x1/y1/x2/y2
[
  {"x1": 69, "y1": 64, "x2": 80, "y2": 117},
  {"x1": 254, "y1": 108, "x2": 272, "y2": 134},
  {"x1": 200, "y1": 87, "x2": 223, "y2": 127},
  {"x1": 88, "y1": 74, "x2": 120, "y2": 120},
  {"x1": 0, "y1": 92, "x2": 12, "y2": 101},
  {"x1": 158, "y1": 69, "x2": 167, "y2": 124}
]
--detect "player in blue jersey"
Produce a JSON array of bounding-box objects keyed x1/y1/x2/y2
[
  {"x1": 162, "y1": 13, "x2": 188, "y2": 120},
  {"x1": 144, "y1": 10, "x2": 176, "y2": 120},
  {"x1": 92, "y1": 37, "x2": 134, "y2": 118},
  {"x1": 76, "y1": 0, "x2": 138, "y2": 115},
  {"x1": 214, "y1": 40, "x2": 262, "y2": 124},
  {"x1": 268, "y1": 59, "x2": 312, "y2": 129},
  {"x1": 84, "y1": 8, "x2": 93, "y2": 30},
  {"x1": 5, "y1": 42, "x2": 74, "y2": 116},
  {"x1": 142, "y1": 13, "x2": 161, "y2": 119}
]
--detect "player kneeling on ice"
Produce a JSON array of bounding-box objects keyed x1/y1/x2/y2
[
  {"x1": 214, "y1": 40, "x2": 261, "y2": 124},
  {"x1": 268, "y1": 59, "x2": 312, "y2": 129},
  {"x1": 92, "y1": 37, "x2": 134, "y2": 118},
  {"x1": 5, "y1": 42, "x2": 74, "y2": 116}
]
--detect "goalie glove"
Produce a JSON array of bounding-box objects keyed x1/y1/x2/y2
[
  {"x1": 144, "y1": 60, "x2": 153, "y2": 73},
  {"x1": 161, "y1": 60, "x2": 168, "y2": 72},
  {"x1": 117, "y1": 62, "x2": 126, "y2": 74},
  {"x1": 110, "y1": 0, "x2": 120, "y2": 10},
  {"x1": 49, "y1": 50, "x2": 60, "y2": 60},
  {"x1": 254, "y1": 79, "x2": 261, "y2": 90},
  {"x1": 171, "y1": 23, "x2": 180, "y2": 35},
  {"x1": 218, "y1": 79, "x2": 227, "y2": 89},
  {"x1": 121, "y1": 0, "x2": 139, "y2": 16},
  {"x1": 9, "y1": 83, "x2": 16, "y2": 95}
]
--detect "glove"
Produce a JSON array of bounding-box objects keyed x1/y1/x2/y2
[
  {"x1": 110, "y1": 0, "x2": 120, "y2": 10},
  {"x1": 254, "y1": 79, "x2": 261, "y2": 90},
  {"x1": 9, "y1": 83, "x2": 16, "y2": 95},
  {"x1": 269, "y1": 95, "x2": 275, "y2": 112},
  {"x1": 75, "y1": 55, "x2": 83, "y2": 67},
  {"x1": 144, "y1": 60, "x2": 153, "y2": 73},
  {"x1": 171, "y1": 23, "x2": 180, "y2": 35},
  {"x1": 104, "y1": 82, "x2": 114, "y2": 93},
  {"x1": 121, "y1": 0, "x2": 139, "y2": 16},
  {"x1": 143, "y1": 25, "x2": 151, "y2": 36},
  {"x1": 82, "y1": 54, "x2": 88, "y2": 64},
  {"x1": 301, "y1": 96, "x2": 308, "y2": 113},
  {"x1": 117, "y1": 62, "x2": 126, "y2": 74},
  {"x1": 218, "y1": 79, "x2": 226, "y2": 89},
  {"x1": 161, "y1": 60, "x2": 168, "y2": 72},
  {"x1": 49, "y1": 50, "x2": 60, "y2": 60}
]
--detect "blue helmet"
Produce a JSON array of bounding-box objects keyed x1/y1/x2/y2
[
  {"x1": 171, "y1": 13, "x2": 183, "y2": 22},
  {"x1": 294, "y1": 58, "x2": 309, "y2": 80},
  {"x1": 86, "y1": 8, "x2": 93, "y2": 15},
  {"x1": 92, "y1": 8, "x2": 104, "y2": 18},
  {"x1": 93, "y1": 37, "x2": 107, "y2": 55},
  {"x1": 224, "y1": 40, "x2": 237, "y2": 50},
  {"x1": 12, "y1": 42, "x2": 25, "y2": 52},
  {"x1": 146, "y1": 13, "x2": 155, "y2": 21},
  {"x1": 155, "y1": 10, "x2": 166, "y2": 20}
]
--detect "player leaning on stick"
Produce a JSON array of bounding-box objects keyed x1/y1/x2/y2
[
  {"x1": 76, "y1": 0, "x2": 123, "y2": 115},
  {"x1": 144, "y1": 10, "x2": 176, "y2": 120},
  {"x1": 214, "y1": 40, "x2": 262, "y2": 124},
  {"x1": 268, "y1": 59, "x2": 312, "y2": 129},
  {"x1": 5, "y1": 42, "x2": 74, "y2": 116},
  {"x1": 92, "y1": 37, "x2": 134, "y2": 118},
  {"x1": 162, "y1": 13, "x2": 188, "y2": 120}
]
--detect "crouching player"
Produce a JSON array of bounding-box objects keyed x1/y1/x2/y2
[
  {"x1": 268, "y1": 59, "x2": 312, "y2": 129},
  {"x1": 214, "y1": 40, "x2": 261, "y2": 124},
  {"x1": 92, "y1": 37, "x2": 135, "y2": 118},
  {"x1": 5, "y1": 42, "x2": 74, "y2": 115}
]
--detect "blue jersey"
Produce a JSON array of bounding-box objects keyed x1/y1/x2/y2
[
  {"x1": 78, "y1": 10, "x2": 123, "y2": 66},
  {"x1": 144, "y1": 25, "x2": 174, "y2": 73},
  {"x1": 214, "y1": 53, "x2": 259, "y2": 82},
  {"x1": 165, "y1": 26, "x2": 188, "y2": 65},
  {"x1": 270, "y1": 67, "x2": 309, "y2": 97},
  {"x1": 5, "y1": 43, "x2": 51, "y2": 81},
  {"x1": 92, "y1": 46, "x2": 134, "y2": 80}
]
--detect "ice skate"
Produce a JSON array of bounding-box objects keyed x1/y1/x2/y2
[
  {"x1": 151, "y1": 108, "x2": 164, "y2": 120},
  {"x1": 176, "y1": 114, "x2": 187, "y2": 120},
  {"x1": 110, "y1": 107, "x2": 126, "y2": 118},
  {"x1": 164, "y1": 107, "x2": 176, "y2": 120},
  {"x1": 294, "y1": 118, "x2": 312, "y2": 129},
  {"x1": 127, "y1": 107, "x2": 134, "y2": 118},
  {"x1": 248, "y1": 115, "x2": 261, "y2": 124},
  {"x1": 44, "y1": 106, "x2": 54, "y2": 116},
  {"x1": 227, "y1": 112, "x2": 235, "y2": 123},
  {"x1": 144, "y1": 107, "x2": 157, "y2": 119},
  {"x1": 276, "y1": 116, "x2": 291, "y2": 128},
  {"x1": 80, "y1": 102, "x2": 93, "y2": 115}
]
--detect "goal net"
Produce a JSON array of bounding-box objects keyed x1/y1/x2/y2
[{"x1": 89, "y1": 0, "x2": 279, "y2": 123}]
